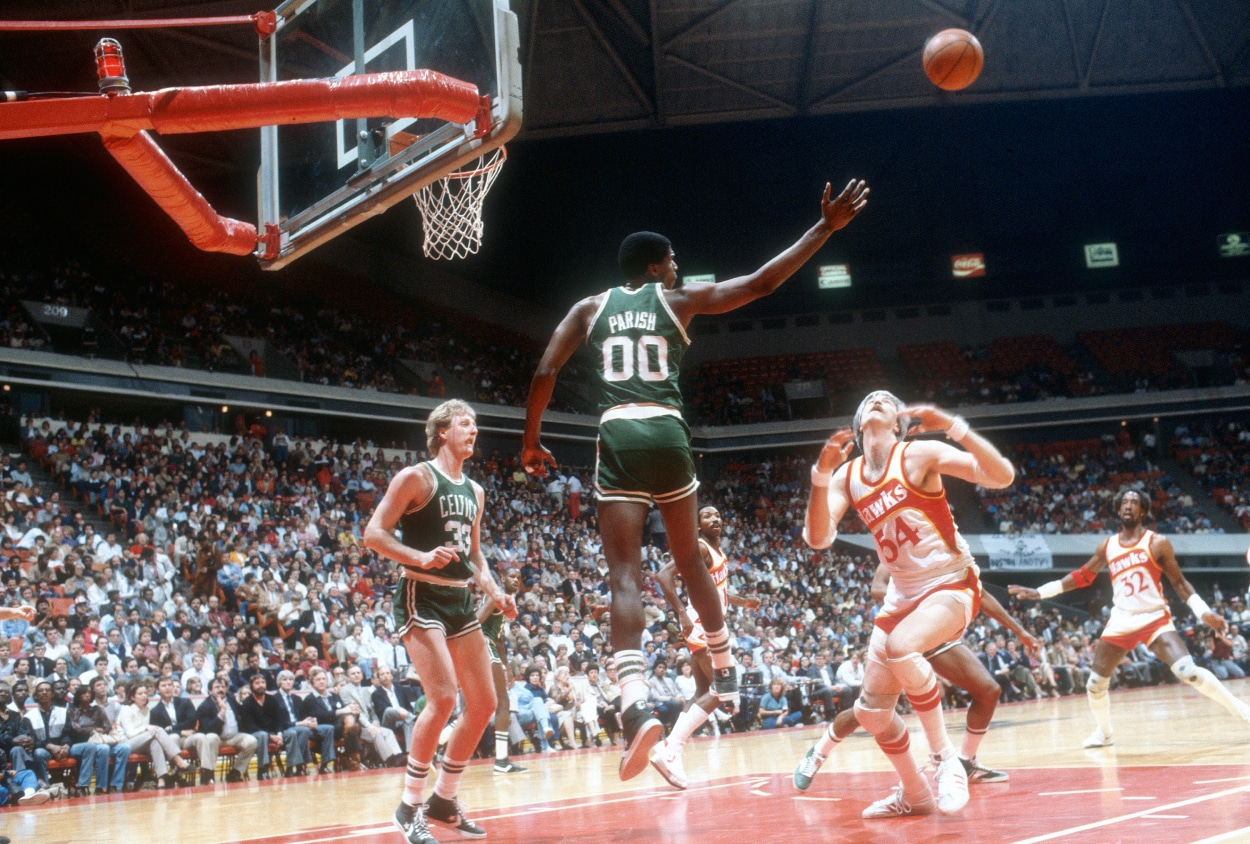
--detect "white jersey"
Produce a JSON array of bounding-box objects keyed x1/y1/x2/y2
[
  {"x1": 686, "y1": 537, "x2": 729, "y2": 623},
  {"x1": 845, "y1": 441, "x2": 973, "y2": 594},
  {"x1": 1105, "y1": 529, "x2": 1167, "y2": 615}
]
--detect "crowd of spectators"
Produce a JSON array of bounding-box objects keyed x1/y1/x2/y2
[
  {"x1": 1171, "y1": 420, "x2": 1250, "y2": 531},
  {"x1": 0, "y1": 404, "x2": 1246, "y2": 805},
  {"x1": 976, "y1": 430, "x2": 1224, "y2": 535}
]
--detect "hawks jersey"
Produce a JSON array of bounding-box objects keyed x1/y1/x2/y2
[
  {"x1": 686, "y1": 537, "x2": 730, "y2": 623},
  {"x1": 398, "y1": 461, "x2": 478, "y2": 582},
  {"x1": 1104, "y1": 530, "x2": 1167, "y2": 615},
  {"x1": 586, "y1": 282, "x2": 689, "y2": 413},
  {"x1": 845, "y1": 441, "x2": 973, "y2": 589}
]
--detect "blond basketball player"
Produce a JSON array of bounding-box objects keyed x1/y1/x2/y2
[
  {"x1": 1010, "y1": 488, "x2": 1250, "y2": 748},
  {"x1": 651, "y1": 505, "x2": 759, "y2": 788},
  {"x1": 803, "y1": 390, "x2": 1014, "y2": 818}
]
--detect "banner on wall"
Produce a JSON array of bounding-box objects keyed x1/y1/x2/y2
[
  {"x1": 951, "y1": 253, "x2": 986, "y2": 277},
  {"x1": 981, "y1": 534, "x2": 1053, "y2": 570}
]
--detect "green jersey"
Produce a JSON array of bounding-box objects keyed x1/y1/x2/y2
[
  {"x1": 587, "y1": 282, "x2": 690, "y2": 413},
  {"x1": 398, "y1": 461, "x2": 478, "y2": 582}
]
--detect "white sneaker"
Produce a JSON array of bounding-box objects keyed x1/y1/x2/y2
[
  {"x1": 933, "y1": 753, "x2": 969, "y2": 814},
  {"x1": 649, "y1": 740, "x2": 688, "y2": 790},
  {"x1": 862, "y1": 784, "x2": 935, "y2": 819},
  {"x1": 18, "y1": 789, "x2": 51, "y2": 806},
  {"x1": 1082, "y1": 728, "x2": 1113, "y2": 748}
]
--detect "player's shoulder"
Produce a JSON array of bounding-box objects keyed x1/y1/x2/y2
[{"x1": 1147, "y1": 529, "x2": 1174, "y2": 554}]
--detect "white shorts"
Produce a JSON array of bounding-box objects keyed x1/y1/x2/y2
[{"x1": 1100, "y1": 606, "x2": 1174, "y2": 650}]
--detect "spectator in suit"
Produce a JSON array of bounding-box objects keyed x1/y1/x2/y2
[
  {"x1": 149, "y1": 676, "x2": 218, "y2": 785},
  {"x1": 371, "y1": 666, "x2": 419, "y2": 751},
  {"x1": 979, "y1": 642, "x2": 1018, "y2": 702},
  {"x1": 25, "y1": 642, "x2": 54, "y2": 682},
  {"x1": 194, "y1": 678, "x2": 258, "y2": 783},
  {"x1": 114, "y1": 682, "x2": 191, "y2": 789},
  {"x1": 645, "y1": 661, "x2": 682, "y2": 733},
  {"x1": 337, "y1": 664, "x2": 404, "y2": 767},
  {"x1": 16, "y1": 680, "x2": 67, "y2": 790},
  {"x1": 273, "y1": 669, "x2": 315, "y2": 776},
  {"x1": 0, "y1": 684, "x2": 40, "y2": 787},
  {"x1": 299, "y1": 667, "x2": 342, "y2": 774}
]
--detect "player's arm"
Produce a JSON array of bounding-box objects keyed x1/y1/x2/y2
[
  {"x1": 1155, "y1": 534, "x2": 1225, "y2": 633},
  {"x1": 803, "y1": 429, "x2": 855, "y2": 549},
  {"x1": 1009, "y1": 543, "x2": 1108, "y2": 602},
  {"x1": 869, "y1": 563, "x2": 890, "y2": 603},
  {"x1": 0, "y1": 606, "x2": 34, "y2": 622},
  {"x1": 979, "y1": 587, "x2": 1042, "y2": 652},
  {"x1": 902, "y1": 405, "x2": 1015, "y2": 490},
  {"x1": 362, "y1": 466, "x2": 455, "y2": 571},
  {"x1": 476, "y1": 593, "x2": 498, "y2": 626},
  {"x1": 654, "y1": 560, "x2": 693, "y2": 636},
  {"x1": 521, "y1": 296, "x2": 599, "y2": 478},
  {"x1": 467, "y1": 484, "x2": 516, "y2": 618},
  {"x1": 728, "y1": 590, "x2": 760, "y2": 610},
  {"x1": 667, "y1": 180, "x2": 868, "y2": 319}
]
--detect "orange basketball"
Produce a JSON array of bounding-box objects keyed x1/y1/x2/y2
[{"x1": 923, "y1": 28, "x2": 984, "y2": 91}]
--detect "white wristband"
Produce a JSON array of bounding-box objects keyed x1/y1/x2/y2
[
  {"x1": 1036, "y1": 580, "x2": 1064, "y2": 600},
  {"x1": 1187, "y1": 594, "x2": 1213, "y2": 619},
  {"x1": 946, "y1": 416, "x2": 970, "y2": 442},
  {"x1": 811, "y1": 464, "x2": 833, "y2": 488}
]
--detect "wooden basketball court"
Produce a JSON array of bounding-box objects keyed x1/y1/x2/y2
[{"x1": 13, "y1": 680, "x2": 1250, "y2": 844}]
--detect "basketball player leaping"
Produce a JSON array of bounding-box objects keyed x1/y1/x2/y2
[
  {"x1": 650, "y1": 505, "x2": 760, "y2": 789},
  {"x1": 364, "y1": 400, "x2": 517, "y2": 844},
  {"x1": 1009, "y1": 487, "x2": 1250, "y2": 749},
  {"x1": 795, "y1": 562, "x2": 1038, "y2": 792},
  {"x1": 522, "y1": 178, "x2": 869, "y2": 780},
  {"x1": 803, "y1": 390, "x2": 1015, "y2": 818}
]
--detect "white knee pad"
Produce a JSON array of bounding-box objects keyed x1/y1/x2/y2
[
  {"x1": 886, "y1": 651, "x2": 935, "y2": 693},
  {"x1": 1086, "y1": 671, "x2": 1110, "y2": 698},
  {"x1": 1171, "y1": 655, "x2": 1199, "y2": 684},
  {"x1": 853, "y1": 696, "x2": 897, "y2": 735}
]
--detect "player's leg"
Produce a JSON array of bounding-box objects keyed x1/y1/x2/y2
[
  {"x1": 600, "y1": 498, "x2": 664, "y2": 779},
  {"x1": 1083, "y1": 639, "x2": 1126, "y2": 747},
  {"x1": 422, "y1": 630, "x2": 496, "y2": 839},
  {"x1": 656, "y1": 493, "x2": 737, "y2": 702},
  {"x1": 1152, "y1": 631, "x2": 1250, "y2": 724},
  {"x1": 793, "y1": 707, "x2": 860, "y2": 791},
  {"x1": 931, "y1": 645, "x2": 1008, "y2": 783},
  {"x1": 881, "y1": 591, "x2": 971, "y2": 813},
  {"x1": 652, "y1": 646, "x2": 716, "y2": 789},
  {"x1": 491, "y1": 660, "x2": 525, "y2": 773},
  {"x1": 395, "y1": 625, "x2": 457, "y2": 843}
]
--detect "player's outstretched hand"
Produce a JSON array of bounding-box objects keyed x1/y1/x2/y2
[
  {"x1": 902, "y1": 403, "x2": 956, "y2": 436},
  {"x1": 1203, "y1": 611, "x2": 1228, "y2": 634},
  {"x1": 521, "y1": 443, "x2": 557, "y2": 480},
  {"x1": 499, "y1": 594, "x2": 519, "y2": 620},
  {"x1": 1007, "y1": 584, "x2": 1040, "y2": 601},
  {"x1": 821, "y1": 179, "x2": 869, "y2": 231},
  {"x1": 817, "y1": 429, "x2": 855, "y2": 473},
  {"x1": 1018, "y1": 629, "x2": 1043, "y2": 653}
]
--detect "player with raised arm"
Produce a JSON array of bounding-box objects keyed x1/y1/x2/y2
[
  {"x1": 521, "y1": 178, "x2": 868, "y2": 780},
  {"x1": 477, "y1": 567, "x2": 526, "y2": 774},
  {"x1": 0, "y1": 606, "x2": 34, "y2": 623},
  {"x1": 795, "y1": 562, "x2": 1036, "y2": 792},
  {"x1": 1009, "y1": 487, "x2": 1250, "y2": 748},
  {"x1": 364, "y1": 399, "x2": 517, "y2": 844},
  {"x1": 802, "y1": 390, "x2": 1014, "y2": 818},
  {"x1": 650, "y1": 505, "x2": 760, "y2": 789}
]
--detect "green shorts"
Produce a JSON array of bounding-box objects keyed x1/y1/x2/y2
[
  {"x1": 481, "y1": 608, "x2": 505, "y2": 665},
  {"x1": 394, "y1": 579, "x2": 479, "y2": 639},
  {"x1": 595, "y1": 412, "x2": 699, "y2": 505}
]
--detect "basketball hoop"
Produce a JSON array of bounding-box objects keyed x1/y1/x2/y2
[{"x1": 412, "y1": 146, "x2": 506, "y2": 260}]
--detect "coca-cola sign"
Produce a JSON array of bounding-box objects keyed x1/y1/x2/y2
[{"x1": 951, "y1": 253, "x2": 986, "y2": 277}]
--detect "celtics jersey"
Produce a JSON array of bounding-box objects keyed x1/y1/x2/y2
[
  {"x1": 398, "y1": 461, "x2": 478, "y2": 582},
  {"x1": 587, "y1": 282, "x2": 690, "y2": 412}
]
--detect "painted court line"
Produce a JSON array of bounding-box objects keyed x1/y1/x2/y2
[
  {"x1": 1011, "y1": 783, "x2": 1250, "y2": 844},
  {"x1": 793, "y1": 796, "x2": 842, "y2": 802},
  {"x1": 1187, "y1": 826, "x2": 1250, "y2": 844},
  {"x1": 1038, "y1": 787, "x2": 1123, "y2": 796},
  {"x1": 1193, "y1": 775, "x2": 1250, "y2": 785}
]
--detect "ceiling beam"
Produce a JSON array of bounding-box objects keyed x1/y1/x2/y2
[
  {"x1": 1083, "y1": 0, "x2": 1114, "y2": 91},
  {"x1": 604, "y1": 0, "x2": 650, "y2": 45},
  {"x1": 794, "y1": 0, "x2": 821, "y2": 112},
  {"x1": 808, "y1": 45, "x2": 925, "y2": 110},
  {"x1": 650, "y1": 0, "x2": 667, "y2": 126},
  {"x1": 665, "y1": 53, "x2": 797, "y2": 114},
  {"x1": 661, "y1": 0, "x2": 742, "y2": 52},
  {"x1": 1174, "y1": 0, "x2": 1226, "y2": 87},
  {"x1": 1059, "y1": 0, "x2": 1086, "y2": 85},
  {"x1": 570, "y1": 0, "x2": 653, "y2": 112},
  {"x1": 908, "y1": 0, "x2": 967, "y2": 26}
]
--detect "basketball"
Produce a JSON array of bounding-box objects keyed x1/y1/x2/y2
[{"x1": 923, "y1": 28, "x2": 984, "y2": 91}]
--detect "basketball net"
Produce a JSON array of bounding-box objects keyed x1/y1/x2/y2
[{"x1": 411, "y1": 146, "x2": 506, "y2": 260}]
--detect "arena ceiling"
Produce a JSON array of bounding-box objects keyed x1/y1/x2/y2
[{"x1": 1, "y1": 0, "x2": 1248, "y2": 161}]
